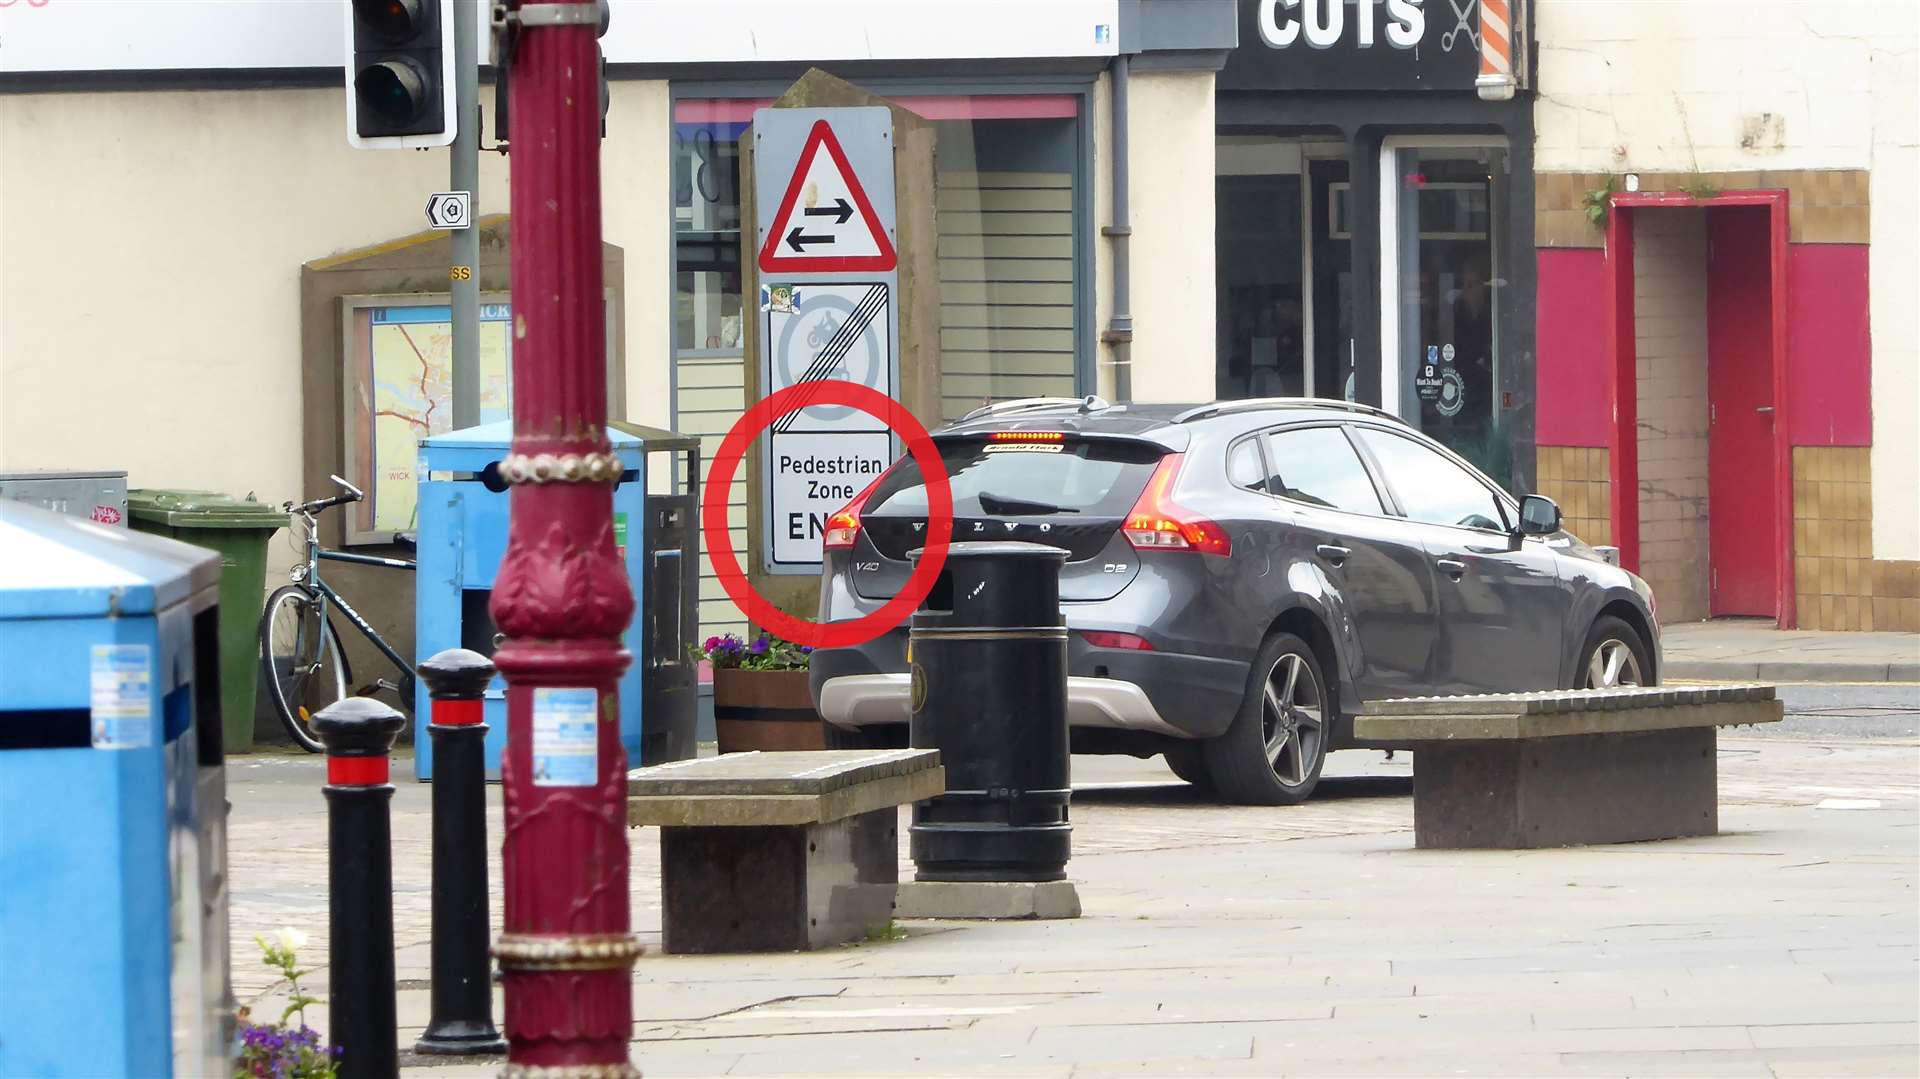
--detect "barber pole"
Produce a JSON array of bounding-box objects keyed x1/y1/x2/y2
[{"x1": 1476, "y1": 0, "x2": 1517, "y2": 101}]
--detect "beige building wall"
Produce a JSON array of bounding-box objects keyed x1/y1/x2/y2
[
  {"x1": 1118, "y1": 69, "x2": 1217, "y2": 404},
  {"x1": 0, "y1": 81, "x2": 671, "y2": 559},
  {"x1": 1532, "y1": 0, "x2": 1919, "y2": 562},
  {"x1": 1093, "y1": 68, "x2": 1217, "y2": 404}
]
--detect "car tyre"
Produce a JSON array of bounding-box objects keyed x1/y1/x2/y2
[
  {"x1": 1577, "y1": 615, "x2": 1654, "y2": 689},
  {"x1": 1163, "y1": 744, "x2": 1213, "y2": 789},
  {"x1": 1203, "y1": 632, "x2": 1330, "y2": 806}
]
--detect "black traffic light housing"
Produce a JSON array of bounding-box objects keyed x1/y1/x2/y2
[
  {"x1": 348, "y1": 0, "x2": 456, "y2": 148},
  {"x1": 488, "y1": 0, "x2": 611, "y2": 148}
]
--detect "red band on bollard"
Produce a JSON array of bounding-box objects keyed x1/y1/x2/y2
[
  {"x1": 435, "y1": 699, "x2": 484, "y2": 726},
  {"x1": 328, "y1": 755, "x2": 390, "y2": 786}
]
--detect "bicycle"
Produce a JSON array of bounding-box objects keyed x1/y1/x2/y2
[{"x1": 257, "y1": 475, "x2": 419, "y2": 753}]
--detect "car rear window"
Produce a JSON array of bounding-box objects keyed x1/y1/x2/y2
[{"x1": 864, "y1": 437, "x2": 1164, "y2": 518}]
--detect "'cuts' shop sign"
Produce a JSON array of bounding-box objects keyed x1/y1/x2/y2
[{"x1": 1221, "y1": 0, "x2": 1499, "y2": 91}]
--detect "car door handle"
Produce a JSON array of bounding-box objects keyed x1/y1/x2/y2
[
  {"x1": 1316, "y1": 544, "x2": 1351, "y2": 566},
  {"x1": 1436, "y1": 558, "x2": 1468, "y2": 579}
]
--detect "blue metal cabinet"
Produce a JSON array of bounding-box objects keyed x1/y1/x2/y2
[
  {"x1": 0, "y1": 501, "x2": 232, "y2": 1078},
  {"x1": 414, "y1": 421, "x2": 700, "y2": 779}
]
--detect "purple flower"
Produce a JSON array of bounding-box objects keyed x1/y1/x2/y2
[
  {"x1": 800, "y1": 645, "x2": 814, "y2": 654},
  {"x1": 749, "y1": 636, "x2": 769, "y2": 654}
]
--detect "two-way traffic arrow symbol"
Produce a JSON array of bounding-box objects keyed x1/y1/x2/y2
[
  {"x1": 802, "y1": 198, "x2": 854, "y2": 225},
  {"x1": 786, "y1": 227, "x2": 836, "y2": 252}
]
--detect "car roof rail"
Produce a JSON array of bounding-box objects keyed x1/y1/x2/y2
[
  {"x1": 958, "y1": 396, "x2": 1101, "y2": 423},
  {"x1": 1172, "y1": 397, "x2": 1406, "y2": 425}
]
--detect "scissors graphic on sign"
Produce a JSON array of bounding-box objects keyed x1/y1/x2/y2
[{"x1": 1442, "y1": 0, "x2": 1479, "y2": 52}]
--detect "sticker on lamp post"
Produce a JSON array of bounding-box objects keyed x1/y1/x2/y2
[
  {"x1": 89, "y1": 644, "x2": 153, "y2": 750},
  {"x1": 531, "y1": 687, "x2": 598, "y2": 786}
]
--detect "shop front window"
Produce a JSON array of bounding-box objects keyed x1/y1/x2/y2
[
  {"x1": 1383, "y1": 141, "x2": 1507, "y2": 476},
  {"x1": 672, "y1": 97, "x2": 1082, "y2": 405},
  {"x1": 674, "y1": 118, "x2": 745, "y2": 355},
  {"x1": 670, "y1": 94, "x2": 1085, "y2": 633},
  {"x1": 933, "y1": 110, "x2": 1080, "y2": 420}
]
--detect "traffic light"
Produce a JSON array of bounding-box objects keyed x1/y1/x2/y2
[
  {"x1": 490, "y1": 0, "x2": 612, "y2": 146},
  {"x1": 345, "y1": 0, "x2": 457, "y2": 148}
]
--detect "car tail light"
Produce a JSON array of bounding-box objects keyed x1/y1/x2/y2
[
  {"x1": 823, "y1": 473, "x2": 887, "y2": 551},
  {"x1": 1083, "y1": 631, "x2": 1153, "y2": 651},
  {"x1": 1122, "y1": 453, "x2": 1231, "y2": 556}
]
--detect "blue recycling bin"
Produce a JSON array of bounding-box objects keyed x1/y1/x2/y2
[
  {"x1": 0, "y1": 501, "x2": 234, "y2": 1077},
  {"x1": 413, "y1": 420, "x2": 700, "y2": 779}
]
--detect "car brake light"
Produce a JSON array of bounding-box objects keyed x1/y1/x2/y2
[
  {"x1": 1083, "y1": 631, "x2": 1153, "y2": 651},
  {"x1": 823, "y1": 473, "x2": 888, "y2": 551},
  {"x1": 1122, "y1": 453, "x2": 1231, "y2": 556},
  {"x1": 988, "y1": 431, "x2": 1065, "y2": 442}
]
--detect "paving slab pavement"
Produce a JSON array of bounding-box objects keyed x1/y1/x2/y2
[
  {"x1": 223, "y1": 732, "x2": 1919, "y2": 1077},
  {"x1": 1662, "y1": 618, "x2": 1920, "y2": 682}
]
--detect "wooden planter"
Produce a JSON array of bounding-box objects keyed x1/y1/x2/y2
[{"x1": 713, "y1": 668, "x2": 825, "y2": 753}]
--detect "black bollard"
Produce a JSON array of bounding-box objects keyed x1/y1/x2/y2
[
  {"x1": 414, "y1": 649, "x2": 508, "y2": 1056},
  {"x1": 909, "y1": 541, "x2": 1072, "y2": 882},
  {"x1": 313, "y1": 697, "x2": 405, "y2": 1079}
]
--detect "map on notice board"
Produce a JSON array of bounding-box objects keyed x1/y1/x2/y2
[{"x1": 345, "y1": 300, "x2": 513, "y2": 539}]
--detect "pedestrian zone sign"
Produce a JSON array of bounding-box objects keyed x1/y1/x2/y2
[{"x1": 758, "y1": 119, "x2": 898, "y2": 275}]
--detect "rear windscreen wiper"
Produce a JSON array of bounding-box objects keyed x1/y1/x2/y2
[{"x1": 977, "y1": 491, "x2": 1077, "y2": 515}]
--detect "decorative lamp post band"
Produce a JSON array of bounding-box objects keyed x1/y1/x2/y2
[
  {"x1": 497, "y1": 451, "x2": 625, "y2": 485},
  {"x1": 501, "y1": 1063, "x2": 639, "y2": 1079},
  {"x1": 326, "y1": 755, "x2": 391, "y2": 787},
  {"x1": 492, "y1": 933, "x2": 645, "y2": 972}
]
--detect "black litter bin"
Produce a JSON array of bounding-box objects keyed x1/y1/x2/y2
[{"x1": 908, "y1": 541, "x2": 1071, "y2": 882}]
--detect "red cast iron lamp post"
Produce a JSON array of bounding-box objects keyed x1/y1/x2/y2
[{"x1": 489, "y1": 1, "x2": 639, "y2": 1073}]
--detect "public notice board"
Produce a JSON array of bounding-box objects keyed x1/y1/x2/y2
[{"x1": 752, "y1": 107, "x2": 901, "y2": 575}]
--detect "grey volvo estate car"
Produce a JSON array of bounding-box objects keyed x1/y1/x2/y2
[{"x1": 809, "y1": 397, "x2": 1660, "y2": 805}]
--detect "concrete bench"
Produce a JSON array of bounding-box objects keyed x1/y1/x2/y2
[
  {"x1": 1353, "y1": 685, "x2": 1783, "y2": 849},
  {"x1": 626, "y1": 749, "x2": 944, "y2": 954}
]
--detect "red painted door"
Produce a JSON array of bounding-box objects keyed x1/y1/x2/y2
[{"x1": 1706, "y1": 207, "x2": 1778, "y2": 617}]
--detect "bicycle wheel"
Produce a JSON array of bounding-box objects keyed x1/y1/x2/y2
[{"x1": 259, "y1": 585, "x2": 353, "y2": 753}]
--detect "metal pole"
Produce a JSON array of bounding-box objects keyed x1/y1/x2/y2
[
  {"x1": 415, "y1": 649, "x2": 508, "y2": 1056},
  {"x1": 1101, "y1": 54, "x2": 1134, "y2": 404},
  {"x1": 491, "y1": 0, "x2": 639, "y2": 1072},
  {"x1": 450, "y1": 0, "x2": 481, "y2": 430},
  {"x1": 313, "y1": 698, "x2": 406, "y2": 1079}
]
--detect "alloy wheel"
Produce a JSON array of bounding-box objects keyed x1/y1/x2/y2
[
  {"x1": 1259, "y1": 652, "x2": 1325, "y2": 786},
  {"x1": 1584, "y1": 638, "x2": 1644, "y2": 689}
]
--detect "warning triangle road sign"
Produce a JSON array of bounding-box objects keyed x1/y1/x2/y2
[{"x1": 759, "y1": 119, "x2": 898, "y2": 275}]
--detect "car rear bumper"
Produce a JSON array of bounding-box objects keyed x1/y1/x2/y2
[
  {"x1": 811, "y1": 640, "x2": 1248, "y2": 741},
  {"x1": 818, "y1": 672, "x2": 1192, "y2": 737}
]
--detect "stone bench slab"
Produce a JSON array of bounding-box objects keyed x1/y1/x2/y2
[
  {"x1": 1354, "y1": 684, "x2": 1782, "y2": 743},
  {"x1": 1352, "y1": 685, "x2": 1783, "y2": 849},
  {"x1": 627, "y1": 749, "x2": 944, "y2": 828},
  {"x1": 624, "y1": 749, "x2": 945, "y2": 954}
]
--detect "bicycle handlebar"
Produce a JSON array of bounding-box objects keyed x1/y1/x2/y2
[{"x1": 286, "y1": 474, "x2": 366, "y2": 515}]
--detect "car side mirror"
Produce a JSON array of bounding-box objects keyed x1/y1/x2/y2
[{"x1": 1517, "y1": 494, "x2": 1562, "y2": 536}]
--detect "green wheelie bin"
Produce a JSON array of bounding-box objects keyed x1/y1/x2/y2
[{"x1": 127, "y1": 489, "x2": 286, "y2": 753}]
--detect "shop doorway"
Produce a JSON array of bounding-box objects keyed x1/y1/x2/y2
[
  {"x1": 1378, "y1": 137, "x2": 1509, "y2": 483},
  {"x1": 1606, "y1": 193, "x2": 1793, "y2": 625},
  {"x1": 1705, "y1": 207, "x2": 1778, "y2": 616},
  {"x1": 1214, "y1": 137, "x2": 1346, "y2": 402}
]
